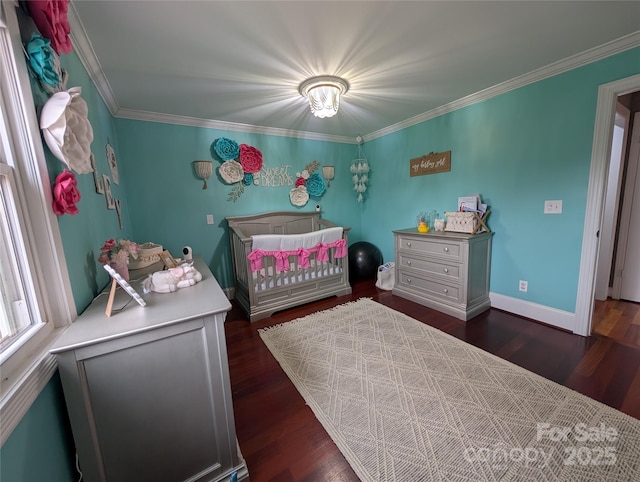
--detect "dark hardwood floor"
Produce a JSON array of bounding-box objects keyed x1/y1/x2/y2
[
  {"x1": 224, "y1": 282, "x2": 640, "y2": 481},
  {"x1": 593, "y1": 298, "x2": 640, "y2": 349}
]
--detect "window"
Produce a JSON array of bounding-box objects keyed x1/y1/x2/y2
[
  {"x1": 0, "y1": 0, "x2": 76, "y2": 445},
  {"x1": 0, "y1": 161, "x2": 40, "y2": 354}
]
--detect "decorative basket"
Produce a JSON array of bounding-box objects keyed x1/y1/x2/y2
[
  {"x1": 444, "y1": 211, "x2": 489, "y2": 234},
  {"x1": 128, "y1": 242, "x2": 163, "y2": 269}
]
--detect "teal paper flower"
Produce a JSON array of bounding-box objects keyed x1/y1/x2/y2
[
  {"x1": 305, "y1": 173, "x2": 326, "y2": 197},
  {"x1": 242, "y1": 173, "x2": 254, "y2": 186},
  {"x1": 211, "y1": 137, "x2": 239, "y2": 161},
  {"x1": 26, "y1": 34, "x2": 61, "y2": 87}
]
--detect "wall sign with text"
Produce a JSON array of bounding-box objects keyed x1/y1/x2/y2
[{"x1": 410, "y1": 151, "x2": 451, "y2": 177}]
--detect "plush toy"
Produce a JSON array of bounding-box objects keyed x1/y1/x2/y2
[{"x1": 143, "y1": 263, "x2": 203, "y2": 294}]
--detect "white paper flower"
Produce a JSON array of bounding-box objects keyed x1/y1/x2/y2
[
  {"x1": 40, "y1": 86, "x2": 94, "y2": 174},
  {"x1": 301, "y1": 169, "x2": 310, "y2": 180},
  {"x1": 218, "y1": 160, "x2": 244, "y2": 184},
  {"x1": 289, "y1": 185, "x2": 309, "y2": 206}
]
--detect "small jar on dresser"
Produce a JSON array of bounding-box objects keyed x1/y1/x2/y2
[{"x1": 392, "y1": 228, "x2": 493, "y2": 321}]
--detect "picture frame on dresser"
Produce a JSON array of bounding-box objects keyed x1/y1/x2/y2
[
  {"x1": 159, "y1": 250, "x2": 178, "y2": 268},
  {"x1": 103, "y1": 263, "x2": 146, "y2": 316}
]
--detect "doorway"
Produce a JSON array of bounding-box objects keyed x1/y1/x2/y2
[{"x1": 575, "y1": 74, "x2": 640, "y2": 337}]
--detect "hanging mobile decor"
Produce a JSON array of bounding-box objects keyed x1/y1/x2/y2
[{"x1": 350, "y1": 136, "x2": 369, "y2": 203}]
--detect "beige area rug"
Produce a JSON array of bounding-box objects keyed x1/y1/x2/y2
[{"x1": 258, "y1": 298, "x2": 640, "y2": 481}]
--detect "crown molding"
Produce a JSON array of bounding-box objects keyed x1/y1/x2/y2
[
  {"x1": 115, "y1": 108, "x2": 356, "y2": 144},
  {"x1": 68, "y1": 9, "x2": 640, "y2": 144},
  {"x1": 363, "y1": 31, "x2": 640, "y2": 142}
]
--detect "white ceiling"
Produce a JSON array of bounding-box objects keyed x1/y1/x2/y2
[{"x1": 69, "y1": 1, "x2": 640, "y2": 141}]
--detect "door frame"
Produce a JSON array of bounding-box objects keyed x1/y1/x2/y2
[{"x1": 575, "y1": 74, "x2": 640, "y2": 336}]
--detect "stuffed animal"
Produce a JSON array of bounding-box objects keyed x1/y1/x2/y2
[{"x1": 143, "y1": 262, "x2": 203, "y2": 294}]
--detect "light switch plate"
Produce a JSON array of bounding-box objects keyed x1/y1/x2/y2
[{"x1": 544, "y1": 200, "x2": 562, "y2": 214}]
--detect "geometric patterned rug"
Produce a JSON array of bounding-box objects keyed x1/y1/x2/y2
[{"x1": 258, "y1": 298, "x2": 640, "y2": 481}]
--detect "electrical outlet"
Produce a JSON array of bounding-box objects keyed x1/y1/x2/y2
[
  {"x1": 519, "y1": 280, "x2": 528, "y2": 292},
  {"x1": 206, "y1": 214, "x2": 214, "y2": 225},
  {"x1": 544, "y1": 200, "x2": 563, "y2": 214}
]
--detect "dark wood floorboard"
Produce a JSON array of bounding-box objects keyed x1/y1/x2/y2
[{"x1": 225, "y1": 282, "x2": 640, "y2": 481}]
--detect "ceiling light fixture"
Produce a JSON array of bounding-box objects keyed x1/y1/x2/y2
[{"x1": 299, "y1": 75, "x2": 349, "y2": 119}]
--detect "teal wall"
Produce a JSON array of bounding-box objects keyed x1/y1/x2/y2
[
  {"x1": 0, "y1": 374, "x2": 76, "y2": 482},
  {"x1": 5, "y1": 9, "x2": 640, "y2": 479},
  {"x1": 48, "y1": 50, "x2": 135, "y2": 315},
  {"x1": 362, "y1": 46, "x2": 640, "y2": 312},
  {"x1": 114, "y1": 120, "x2": 361, "y2": 288}
]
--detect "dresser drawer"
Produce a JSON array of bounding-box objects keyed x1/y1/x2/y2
[
  {"x1": 397, "y1": 253, "x2": 460, "y2": 281},
  {"x1": 397, "y1": 235, "x2": 461, "y2": 260},
  {"x1": 397, "y1": 271, "x2": 461, "y2": 303}
]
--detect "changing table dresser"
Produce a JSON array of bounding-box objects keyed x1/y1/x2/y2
[
  {"x1": 50, "y1": 256, "x2": 248, "y2": 482},
  {"x1": 393, "y1": 229, "x2": 493, "y2": 320}
]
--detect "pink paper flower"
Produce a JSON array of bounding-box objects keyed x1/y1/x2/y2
[
  {"x1": 295, "y1": 177, "x2": 306, "y2": 187},
  {"x1": 239, "y1": 144, "x2": 263, "y2": 173},
  {"x1": 27, "y1": 0, "x2": 73, "y2": 55},
  {"x1": 52, "y1": 169, "x2": 80, "y2": 215}
]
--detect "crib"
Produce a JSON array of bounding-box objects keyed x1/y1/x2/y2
[{"x1": 226, "y1": 211, "x2": 352, "y2": 322}]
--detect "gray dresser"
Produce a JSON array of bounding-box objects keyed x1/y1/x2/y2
[
  {"x1": 393, "y1": 229, "x2": 493, "y2": 320},
  {"x1": 51, "y1": 256, "x2": 248, "y2": 482}
]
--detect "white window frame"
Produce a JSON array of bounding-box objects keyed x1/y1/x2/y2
[{"x1": 0, "y1": 0, "x2": 76, "y2": 445}]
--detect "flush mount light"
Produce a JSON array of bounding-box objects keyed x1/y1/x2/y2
[{"x1": 299, "y1": 75, "x2": 349, "y2": 119}]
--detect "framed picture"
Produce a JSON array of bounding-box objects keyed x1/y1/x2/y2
[
  {"x1": 103, "y1": 263, "x2": 146, "y2": 316},
  {"x1": 90, "y1": 154, "x2": 104, "y2": 194},
  {"x1": 106, "y1": 139, "x2": 119, "y2": 185},
  {"x1": 115, "y1": 198, "x2": 123, "y2": 229},
  {"x1": 103, "y1": 174, "x2": 115, "y2": 209},
  {"x1": 159, "y1": 250, "x2": 178, "y2": 269}
]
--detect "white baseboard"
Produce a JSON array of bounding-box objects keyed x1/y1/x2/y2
[{"x1": 489, "y1": 292, "x2": 577, "y2": 333}]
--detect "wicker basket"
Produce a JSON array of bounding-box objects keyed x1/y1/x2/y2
[
  {"x1": 128, "y1": 242, "x2": 163, "y2": 269},
  {"x1": 444, "y1": 211, "x2": 489, "y2": 234}
]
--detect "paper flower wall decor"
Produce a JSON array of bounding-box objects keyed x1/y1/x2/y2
[
  {"x1": 27, "y1": 0, "x2": 73, "y2": 55},
  {"x1": 289, "y1": 160, "x2": 326, "y2": 207},
  {"x1": 211, "y1": 137, "x2": 239, "y2": 161},
  {"x1": 40, "y1": 86, "x2": 94, "y2": 174},
  {"x1": 25, "y1": 34, "x2": 66, "y2": 92},
  {"x1": 52, "y1": 169, "x2": 80, "y2": 216},
  {"x1": 212, "y1": 137, "x2": 263, "y2": 202}
]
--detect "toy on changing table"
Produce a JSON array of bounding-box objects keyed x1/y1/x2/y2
[{"x1": 143, "y1": 262, "x2": 203, "y2": 294}]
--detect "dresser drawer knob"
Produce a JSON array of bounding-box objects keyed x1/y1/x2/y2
[
  {"x1": 407, "y1": 260, "x2": 412, "y2": 265},
  {"x1": 443, "y1": 247, "x2": 449, "y2": 253},
  {"x1": 443, "y1": 288, "x2": 448, "y2": 294},
  {"x1": 407, "y1": 278, "x2": 412, "y2": 284},
  {"x1": 443, "y1": 268, "x2": 449, "y2": 273},
  {"x1": 407, "y1": 242, "x2": 412, "y2": 247}
]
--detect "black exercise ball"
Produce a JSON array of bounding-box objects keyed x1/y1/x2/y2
[{"x1": 348, "y1": 241, "x2": 383, "y2": 282}]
